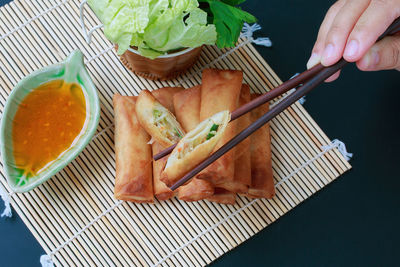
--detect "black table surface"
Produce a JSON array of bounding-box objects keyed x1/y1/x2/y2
[{"x1": 1, "y1": 0, "x2": 399, "y2": 266}]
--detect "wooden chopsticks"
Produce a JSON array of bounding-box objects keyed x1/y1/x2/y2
[
  {"x1": 156, "y1": 17, "x2": 400, "y2": 190},
  {"x1": 153, "y1": 64, "x2": 325, "y2": 161}
]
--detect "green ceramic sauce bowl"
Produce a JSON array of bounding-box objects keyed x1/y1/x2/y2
[{"x1": 0, "y1": 50, "x2": 100, "y2": 193}]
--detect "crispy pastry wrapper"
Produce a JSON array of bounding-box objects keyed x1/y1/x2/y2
[
  {"x1": 173, "y1": 85, "x2": 214, "y2": 201},
  {"x1": 207, "y1": 188, "x2": 236, "y2": 205},
  {"x1": 217, "y1": 84, "x2": 251, "y2": 194},
  {"x1": 136, "y1": 90, "x2": 185, "y2": 148},
  {"x1": 150, "y1": 87, "x2": 184, "y2": 200},
  {"x1": 152, "y1": 142, "x2": 174, "y2": 200},
  {"x1": 161, "y1": 110, "x2": 231, "y2": 187},
  {"x1": 247, "y1": 94, "x2": 275, "y2": 198},
  {"x1": 173, "y1": 85, "x2": 202, "y2": 132},
  {"x1": 113, "y1": 94, "x2": 153, "y2": 203},
  {"x1": 152, "y1": 87, "x2": 184, "y2": 114},
  {"x1": 198, "y1": 69, "x2": 243, "y2": 184}
]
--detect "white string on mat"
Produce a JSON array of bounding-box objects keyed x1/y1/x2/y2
[
  {"x1": 0, "y1": 0, "x2": 69, "y2": 41},
  {"x1": 152, "y1": 139, "x2": 351, "y2": 266},
  {"x1": 85, "y1": 45, "x2": 114, "y2": 65},
  {"x1": 323, "y1": 139, "x2": 353, "y2": 161},
  {"x1": 40, "y1": 200, "x2": 123, "y2": 267},
  {"x1": 91, "y1": 124, "x2": 114, "y2": 141},
  {"x1": 0, "y1": 186, "x2": 13, "y2": 218},
  {"x1": 38, "y1": 139, "x2": 352, "y2": 267}
]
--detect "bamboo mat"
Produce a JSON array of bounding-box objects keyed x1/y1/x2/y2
[{"x1": 0, "y1": 0, "x2": 351, "y2": 266}]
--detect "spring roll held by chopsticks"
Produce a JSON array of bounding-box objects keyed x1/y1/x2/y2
[
  {"x1": 151, "y1": 87, "x2": 183, "y2": 200},
  {"x1": 217, "y1": 85, "x2": 251, "y2": 193},
  {"x1": 136, "y1": 90, "x2": 185, "y2": 148},
  {"x1": 173, "y1": 86, "x2": 214, "y2": 201},
  {"x1": 247, "y1": 94, "x2": 275, "y2": 198},
  {"x1": 198, "y1": 69, "x2": 243, "y2": 185},
  {"x1": 113, "y1": 94, "x2": 153, "y2": 203},
  {"x1": 161, "y1": 110, "x2": 231, "y2": 187}
]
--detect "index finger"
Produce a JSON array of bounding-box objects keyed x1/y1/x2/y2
[{"x1": 343, "y1": 0, "x2": 400, "y2": 62}]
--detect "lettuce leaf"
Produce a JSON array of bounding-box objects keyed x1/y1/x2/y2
[
  {"x1": 144, "y1": 8, "x2": 216, "y2": 54},
  {"x1": 88, "y1": 0, "x2": 217, "y2": 58}
]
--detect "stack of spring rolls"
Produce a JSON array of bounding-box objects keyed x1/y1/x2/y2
[{"x1": 113, "y1": 69, "x2": 275, "y2": 204}]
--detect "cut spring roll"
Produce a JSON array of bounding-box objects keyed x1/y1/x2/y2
[
  {"x1": 113, "y1": 94, "x2": 153, "y2": 203},
  {"x1": 151, "y1": 87, "x2": 183, "y2": 200},
  {"x1": 173, "y1": 86, "x2": 214, "y2": 201},
  {"x1": 161, "y1": 110, "x2": 231, "y2": 187},
  {"x1": 247, "y1": 94, "x2": 275, "y2": 199},
  {"x1": 136, "y1": 90, "x2": 185, "y2": 148},
  {"x1": 198, "y1": 69, "x2": 243, "y2": 185},
  {"x1": 206, "y1": 188, "x2": 236, "y2": 205},
  {"x1": 217, "y1": 84, "x2": 251, "y2": 193}
]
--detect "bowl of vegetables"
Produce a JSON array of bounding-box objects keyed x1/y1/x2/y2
[{"x1": 87, "y1": 0, "x2": 256, "y2": 80}]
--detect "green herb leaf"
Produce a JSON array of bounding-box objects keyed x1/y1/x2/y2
[
  {"x1": 153, "y1": 109, "x2": 161, "y2": 118},
  {"x1": 175, "y1": 128, "x2": 182, "y2": 138},
  {"x1": 221, "y1": 0, "x2": 246, "y2": 5},
  {"x1": 206, "y1": 124, "x2": 219, "y2": 140},
  {"x1": 210, "y1": 123, "x2": 219, "y2": 132},
  {"x1": 199, "y1": 0, "x2": 257, "y2": 48}
]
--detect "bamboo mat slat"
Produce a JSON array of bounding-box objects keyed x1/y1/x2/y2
[{"x1": 0, "y1": 0, "x2": 351, "y2": 266}]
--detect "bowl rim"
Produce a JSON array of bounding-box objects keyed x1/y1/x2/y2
[{"x1": 126, "y1": 46, "x2": 198, "y2": 58}]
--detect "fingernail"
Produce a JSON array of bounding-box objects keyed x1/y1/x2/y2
[
  {"x1": 344, "y1": 40, "x2": 359, "y2": 59},
  {"x1": 372, "y1": 50, "x2": 380, "y2": 66},
  {"x1": 321, "y1": 43, "x2": 335, "y2": 65},
  {"x1": 306, "y1": 53, "x2": 321, "y2": 69},
  {"x1": 362, "y1": 50, "x2": 380, "y2": 69}
]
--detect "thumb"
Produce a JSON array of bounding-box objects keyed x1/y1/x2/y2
[{"x1": 357, "y1": 35, "x2": 400, "y2": 71}]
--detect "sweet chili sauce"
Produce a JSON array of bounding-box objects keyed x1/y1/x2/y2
[{"x1": 12, "y1": 79, "x2": 86, "y2": 177}]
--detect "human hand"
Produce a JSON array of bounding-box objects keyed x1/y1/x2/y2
[{"x1": 307, "y1": 0, "x2": 400, "y2": 82}]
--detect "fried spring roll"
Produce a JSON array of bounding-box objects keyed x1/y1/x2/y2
[
  {"x1": 173, "y1": 85, "x2": 202, "y2": 132},
  {"x1": 217, "y1": 85, "x2": 251, "y2": 193},
  {"x1": 113, "y1": 94, "x2": 153, "y2": 203},
  {"x1": 152, "y1": 87, "x2": 184, "y2": 113},
  {"x1": 136, "y1": 90, "x2": 185, "y2": 147},
  {"x1": 198, "y1": 69, "x2": 243, "y2": 185},
  {"x1": 206, "y1": 188, "x2": 236, "y2": 205},
  {"x1": 173, "y1": 86, "x2": 214, "y2": 201},
  {"x1": 247, "y1": 94, "x2": 275, "y2": 199},
  {"x1": 152, "y1": 142, "x2": 173, "y2": 200},
  {"x1": 151, "y1": 87, "x2": 183, "y2": 200},
  {"x1": 161, "y1": 110, "x2": 231, "y2": 187}
]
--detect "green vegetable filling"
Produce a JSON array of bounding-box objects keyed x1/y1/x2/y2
[
  {"x1": 153, "y1": 109, "x2": 161, "y2": 118},
  {"x1": 175, "y1": 128, "x2": 182, "y2": 138},
  {"x1": 206, "y1": 124, "x2": 219, "y2": 140}
]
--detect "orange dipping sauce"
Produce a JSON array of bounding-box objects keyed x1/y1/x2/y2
[{"x1": 12, "y1": 80, "x2": 87, "y2": 177}]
